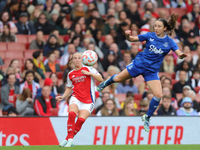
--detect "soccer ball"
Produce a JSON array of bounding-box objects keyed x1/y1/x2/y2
[{"x1": 82, "y1": 50, "x2": 98, "y2": 66}]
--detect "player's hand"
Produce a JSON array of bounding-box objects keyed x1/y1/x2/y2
[
  {"x1": 125, "y1": 30, "x2": 131, "y2": 37},
  {"x1": 56, "y1": 96, "x2": 63, "y2": 102},
  {"x1": 81, "y1": 70, "x2": 91, "y2": 75},
  {"x1": 179, "y1": 53, "x2": 187, "y2": 59}
]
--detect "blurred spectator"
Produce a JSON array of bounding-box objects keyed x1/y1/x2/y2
[
  {"x1": 117, "y1": 10, "x2": 127, "y2": 24},
  {"x1": 16, "y1": 88, "x2": 34, "y2": 116},
  {"x1": 0, "y1": 23, "x2": 16, "y2": 42},
  {"x1": 117, "y1": 79, "x2": 138, "y2": 94},
  {"x1": 178, "y1": 85, "x2": 191, "y2": 101},
  {"x1": 65, "y1": 30, "x2": 75, "y2": 44},
  {"x1": 0, "y1": 0, "x2": 7, "y2": 13},
  {"x1": 57, "y1": 0, "x2": 71, "y2": 15},
  {"x1": 71, "y1": 23, "x2": 84, "y2": 41},
  {"x1": 58, "y1": 96, "x2": 70, "y2": 116},
  {"x1": 138, "y1": 99, "x2": 149, "y2": 116},
  {"x1": 177, "y1": 97, "x2": 198, "y2": 116},
  {"x1": 34, "y1": 13, "x2": 55, "y2": 35},
  {"x1": 34, "y1": 86, "x2": 58, "y2": 116},
  {"x1": 45, "y1": 52, "x2": 61, "y2": 73},
  {"x1": 0, "y1": 10, "x2": 18, "y2": 34},
  {"x1": 109, "y1": 43, "x2": 123, "y2": 61},
  {"x1": 29, "y1": 31, "x2": 46, "y2": 49},
  {"x1": 116, "y1": 22, "x2": 129, "y2": 49},
  {"x1": 30, "y1": 8, "x2": 42, "y2": 25},
  {"x1": 93, "y1": 0, "x2": 108, "y2": 16},
  {"x1": 195, "y1": 59, "x2": 200, "y2": 70},
  {"x1": 143, "y1": 90, "x2": 154, "y2": 102},
  {"x1": 107, "y1": 65, "x2": 120, "y2": 77},
  {"x1": 160, "y1": 54, "x2": 175, "y2": 73},
  {"x1": 193, "y1": 45, "x2": 200, "y2": 65},
  {"x1": 118, "y1": 51, "x2": 132, "y2": 71},
  {"x1": 50, "y1": 73, "x2": 62, "y2": 95},
  {"x1": 175, "y1": 61, "x2": 193, "y2": 81},
  {"x1": 119, "y1": 97, "x2": 138, "y2": 116},
  {"x1": 16, "y1": 2, "x2": 28, "y2": 20},
  {"x1": 0, "y1": 74, "x2": 19, "y2": 109},
  {"x1": 162, "y1": 78, "x2": 177, "y2": 99},
  {"x1": 68, "y1": 35, "x2": 83, "y2": 52},
  {"x1": 141, "y1": 1, "x2": 159, "y2": 19},
  {"x1": 176, "y1": 45, "x2": 191, "y2": 65},
  {"x1": 60, "y1": 44, "x2": 75, "y2": 66},
  {"x1": 71, "y1": 16, "x2": 86, "y2": 32},
  {"x1": 140, "y1": 17, "x2": 157, "y2": 35},
  {"x1": 71, "y1": 2, "x2": 85, "y2": 20},
  {"x1": 187, "y1": 3, "x2": 200, "y2": 22},
  {"x1": 171, "y1": 0, "x2": 186, "y2": 8},
  {"x1": 157, "y1": 95, "x2": 177, "y2": 116},
  {"x1": 184, "y1": 34, "x2": 198, "y2": 51},
  {"x1": 9, "y1": 59, "x2": 21, "y2": 81},
  {"x1": 44, "y1": 0, "x2": 53, "y2": 13},
  {"x1": 173, "y1": 70, "x2": 192, "y2": 93},
  {"x1": 3, "y1": 0, "x2": 19, "y2": 20},
  {"x1": 32, "y1": 51, "x2": 46, "y2": 76},
  {"x1": 1, "y1": 67, "x2": 20, "y2": 87},
  {"x1": 55, "y1": 16, "x2": 68, "y2": 35},
  {"x1": 126, "y1": 2, "x2": 141, "y2": 26},
  {"x1": 158, "y1": 9, "x2": 168, "y2": 20},
  {"x1": 103, "y1": 15, "x2": 117, "y2": 35},
  {"x1": 20, "y1": 70, "x2": 40, "y2": 99},
  {"x1": 162, "y1": 86, "x2": 178, "y2": 109},
  {"x1": 190, "y1": 69, "x2": 200, "y2": 88},
  {"x1": 102, "y1": 50, "x2": 117, "y2": 71},
  {"x1": 7, "y1": 106, "x2": 18, "y2": 117},
  {"x1": 22, "y1": 59, "x2": 42, "y2": 83},
  {"x1": 140, "y1": 0, "x2": 158, "y2": 8},
  {"x1": 120, "y1": 91, "x2": 138, "y2": 109},
  {"x1": 95, "y1": 91, "x2": 120, "y2": 111},
  {"x1": 43, "y1": 34, "x2": 61, "y2": 56},
  {"x1": 15, "y1": 12, "x2": 36, "y2": 35},
  {"x1": 49, "y1": 9, "x2": 59, "y2": 25},
  {"x1": 96, "y1": 99, "x2": 119, "y2": 116},
  {"x1": 178, "y1": 90, "x2": 200, "y2": 112},
  {"x1": 130, "y1": 45, "x2": 139, "y2": 60},
  {"x1": 85, "y1": 3, "x2": 96, "y2": 19},
  {"x1": 36, "y1": 78, "x2": 56, "y2": 98},
  {"x1": 91, "y1": 29, "x2": 103, "y2": 48},
  {"x1": 51, "y1": 29, "x2": 64, "y2": 46}
]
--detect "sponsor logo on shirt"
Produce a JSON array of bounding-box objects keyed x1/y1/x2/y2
[
  {"x1": 72, "y1": 76, "x2": 87, "y2": 83},
  {"x1": 149, "y1": 45, "x2": 164, "y2": 54},
  {"x1": 150, "y1": 38, "x2": 154, "y2": 42}
]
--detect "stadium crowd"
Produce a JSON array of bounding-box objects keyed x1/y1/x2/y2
[{"x1": 0, "y1": 0, "x2": 200, "y2": 117}]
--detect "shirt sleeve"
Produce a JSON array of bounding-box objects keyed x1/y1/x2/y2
[
  {"x1": 88, "y1": 67, "x2": 100, "y2": 75},
  {"x1": 66, "y1": 73, "x2": 73, "y2": 87},
  {"x1": 170, "y1": 39, "x2": 179, "y2": 52},
  {"x1": 138, "y1": 32, "x2": 150, "y2": 42}
]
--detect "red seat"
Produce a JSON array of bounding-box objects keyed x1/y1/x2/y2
[
  {"x1": 176, "y1": 93, "x2": 182, "y2": 101},
  {"x1": 16, "y1": 35, "x2": 28, "y2": 43},
  {"x1": 114, "y1": 93, "x2": 126, "y2": 102},
  {"x1": 51, "y1": 108, "x2": 59, "y2": 116},
  {"x1": 134, "y1": 94, "x2": 142, "y2": 100},
  {"x1": 27, "y1": 35, "x2": 36, "y2": 43},
  {"x1": 0, "y1": 42, "x2": 7, "y2": 50},
  {"x1": 13, "y1": 94, "x2": 20, "y2": 107},
  {"x1": 196, "y1": 94, "x2": 200, "y2": 102},
  {"x1": 3, "y1": 58, "x2": 23, "y2": 66},
  {"x1": 171, "y1": 79, "x2": 178, "y2": 87},
  {"x1": 0, "y1": 52, "x2": 5, "y2": 59},
  {"x1": 5, "y1": 51, "x2": 24, "y2": 59},
  {"x1": 138, "y1": 8, "x2": 144, "y2": 14},
  {"x1": 39, "y1": 79, "x2": 44, "y2": 87},
  {"x1": 171, "y1": 73, "x2": 176, "y2": 79},
  {"x1": 100, "y1": 36, "x2": 105, "y2": 42},
  {"x1": 155, "y1": 8, "x2": 170, "y2": 18},
  {"x1": 7, "y1": 43, "x2": 26, "y2": 51},
  {"x1": 57, "y1": 72, "x2": 63, "y2": 79},
  {"x1": 44, "y1": 72, "x2": 52, "y2": 78},
  {"x1": 24, "y1": 50, "x2": 38, "y2": 58},
  {"x1": 58, "y1": 79, "x2": 63, "y2": 86},
  {"x1": 44, "y1": 35, "x2": 49, "y2": 41}
]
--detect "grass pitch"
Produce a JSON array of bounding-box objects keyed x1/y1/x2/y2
[{"x1": 0, "y1": 145, "x2": 199, "y2": 150}]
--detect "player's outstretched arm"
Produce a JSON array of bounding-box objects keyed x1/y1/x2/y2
[
  {"x1": 56, "y1": 87, "x2": 72, "y2": 101},
  {"x1": 175, "y1": 49, "x2": 187, "y2": 59},
  {"x1": 125, "y1": 30, "x2": 139, "y2": 42},
  {"x1": 81, "y1": 70, "x2": 103, "y2": 82}
]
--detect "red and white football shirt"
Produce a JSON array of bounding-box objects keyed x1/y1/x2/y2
[{"x1": 67, "y1": 65, "x2": 100, "y2": 104}]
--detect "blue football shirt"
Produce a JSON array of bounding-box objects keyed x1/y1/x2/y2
[{"x1": 134, "y1": 32, "x2": 179, "y2": 72}]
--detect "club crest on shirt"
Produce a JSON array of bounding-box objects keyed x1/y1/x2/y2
[
  {"x1": 72, "y1": 75, "x2": 75, "y2": 78},
  {"x1": 163, "y1": 42, "x2": 168, "y2": 47}
]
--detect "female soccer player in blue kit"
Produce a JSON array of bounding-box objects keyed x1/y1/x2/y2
[{"x1": 97, "y1": 14, "x2": 187, "y2": 132}]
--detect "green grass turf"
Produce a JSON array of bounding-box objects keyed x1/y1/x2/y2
[{"x1": 0, "y1": 145, "x2": 199, "y2": 150}]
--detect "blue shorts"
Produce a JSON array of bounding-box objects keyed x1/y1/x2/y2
[{"x1": 126, "y1": 62, "x2": 159, "y2": 82}]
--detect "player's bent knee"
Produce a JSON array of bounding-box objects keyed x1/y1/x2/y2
[{"x1": 154, "y1": 94, "x2": 163, "y2": 99}]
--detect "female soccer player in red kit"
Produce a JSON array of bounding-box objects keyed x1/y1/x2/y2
[{"x1": 56, "y1": 52, "x2": 103, "y2": 147}]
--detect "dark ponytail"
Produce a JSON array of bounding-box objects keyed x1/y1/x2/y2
[{"x1": 158, "y1": 14, "x2": 179, "y2": 36}]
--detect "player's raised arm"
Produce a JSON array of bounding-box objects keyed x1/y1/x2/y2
[
  {"x1": 81, "y1": 70, "x2": 103, "y2": 82},
  {"x1": 174, "y1": 49, "x2": 188, "y2": 59},
  {"x1": 56, "y1": 87, "x2": 72, "y2": 101},
  {"x1": 125, "y1": 30, "x2": 139, "y2": 42}
]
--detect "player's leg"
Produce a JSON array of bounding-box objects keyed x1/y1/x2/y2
[
  {"x1": 97, "y1": 68, "x2": 132, "y2": 91},
  {"x1": 60, "y1": 97, "x2": 80, "y2": 147},
  {"x1": 142, "y1": 79, "x2": 162, "y2": 132},
  {"x1": 65, "y1": 102, "x2": 93, "y2": 147}
]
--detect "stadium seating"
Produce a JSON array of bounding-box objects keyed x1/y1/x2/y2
[
  {"x1": 57, "y1": 72, "x2": 64, "y2": 79},
  {"x1": 114, "y1": 93, "x2": 126, "y2": 102},
  {"x1": 0, "y1": 52, "x2": 5, "y2": 59},
  {"x1": 176, "y1": 93, "x2": 182, "y2": 101},
  {"x1": 0, "y1": 42, "x2": 7, "y2": 50},
  {"x1": 170, "y1": 8, "x2": 187, "y2": 22},
  {"x1": 7, "y1": 43, "x2": 26, "y2": 51},
  {"x1": 24, "y1": 50, "x2": 38, "y2": 58},
  {"x1": 27, "y1": 35, "x2": 36, "y2": 43},
  {"x1": 194, "y1": 87, "x2": 200, "y2": 93},
  {"x1": 134, "y1": 94, "x2": 143, "y2": 100},
  {"x1": 5, "y1": 51, "x2": 24, "y2": 59},
  {"x1": 16, "y1": 35, "x2": 28, "y2": 43}
]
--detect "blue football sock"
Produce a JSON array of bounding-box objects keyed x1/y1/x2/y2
[
  {"x1": 105, "y1": 74, "x2": 117, "y2": 86},
  {"x1": 146, "y1": 96, "x2": 161, "y2": 118}
]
